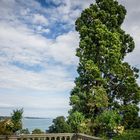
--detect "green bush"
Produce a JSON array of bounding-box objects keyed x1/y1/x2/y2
[
  {"x1": 49, "y1": 116, "x2": 71, "y2": 133},
  {"x1": 32, "y1": 128, "x2": 44, "y2": 134},
  {"x1": 113, "y1": 129, "x2": 140, "y2": 140},
  {"x1": 20, "y1": 128, "x2": 30, "y2": 134},
  {"x1": 0, "y1": 109, "x2": 23, "y2": 135}
]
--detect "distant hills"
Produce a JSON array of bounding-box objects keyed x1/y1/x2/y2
[
  {"x1": 24, "y1": 117, "x2": 50, "y2": 119},
  {"x1": 0, "y1": 116, "x2": 50, "y2": 120},
  {"x1": 0, "y1": 116, "x2": 11, "y2": 120}
]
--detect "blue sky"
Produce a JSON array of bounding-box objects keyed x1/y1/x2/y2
[{"x1": 0, "y1": 0, "x2": 140, "y2": 118}]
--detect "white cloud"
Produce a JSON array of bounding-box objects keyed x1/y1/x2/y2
[
  {"x1": 0, "y1": 92, "x2": 70, "y2": 109},
  {"x1": 124, "y1": 35, "x2": 140, "y2": 80},
  {"x1": 35, "y1": 26, "x2": 50, "y2": 34},
  {"x1": 32, "y1": 14, "x2": 48, "y2": 25},
  {"x1": 0, "y1": 19, "x2": 77, "y2": 93},
  {"x1": 41, "y1": 0, "x2": 93, "y2": 27},
  {"x1": 0, "y1": 64, "x2": 74, "y2": 92},
  {"x1": 119, "y1": 0, "x2": 140, "y2": 79},
  {"x1": 0, "y1": 91, "x2": 71, "y2": 117},
  {"x1": 50, "y1": 31, "x2": 79, "y2": 65},
  {"x1": 0, "y1": 20, "x2": 79, "y2": 66},
  {"x1": 0, "y1": 26, "x2": 76, "y2": 92},
  {"x1": 0, "y1": 0, "x2": 140, "y2": 117},
  {"x1": 0, "y1": 22, "x2": 51, "y2": 65}
]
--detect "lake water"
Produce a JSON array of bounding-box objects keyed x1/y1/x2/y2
[{"x1": 22, "y1": 118, "x2": 53, "y2": 132}]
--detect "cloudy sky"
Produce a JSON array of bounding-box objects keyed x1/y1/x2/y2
[{"x1": 0, "y1": 0, "x2": 140, "y2": 118}]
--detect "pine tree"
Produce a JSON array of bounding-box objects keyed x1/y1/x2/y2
[{"x1": 70, "y1": 0, "x2": 140, "y2": 135}]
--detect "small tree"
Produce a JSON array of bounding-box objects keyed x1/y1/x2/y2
[
  {"x1": 49, "y1": 116, "x2": 71, "y2": 133},
  {"x1": 32, "y1": 128, "x2": 44, "y2": 134},
  {"x1": 11, "y1": 108, "x2": 23, "y2": 133},
  {"x1": 0, "y1": 109, "x2": 23, "y2": 135}
]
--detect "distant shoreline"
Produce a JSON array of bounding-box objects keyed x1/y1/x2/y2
[
  {"x1": 0, "y1": 116, "x2": 11, "y2": 120},
  {"x1": 0, "y1": 116, "x2": 51, "y2": 120},
  {"x1": 24, "y1": 117, "x2": 51, "y2": 119}
]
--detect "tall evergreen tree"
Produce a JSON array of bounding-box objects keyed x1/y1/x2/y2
[{"x1": 70, "y1": 0, "x2": 140, "y2": 135}]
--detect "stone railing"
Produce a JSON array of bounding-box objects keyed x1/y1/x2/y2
[
  {"x1": 76, "y1": 133, "x2": 102, "y2": 140},
  {"x1": 0, "y1": 133, "x2": 102, "y2": 140}
]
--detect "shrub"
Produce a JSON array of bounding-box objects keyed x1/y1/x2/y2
[{"x1": 113, "y1": 129, "x2": 140, "y2": 140}]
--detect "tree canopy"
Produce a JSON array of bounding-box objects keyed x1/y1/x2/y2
[
  {"x1": 32, "y1": 128, "x2": 44, "y2": 134},
  {"x1": 70, "y1": 0, "x2": 140, "y2": 136},
  {"x1": 11, "y1": 108, "x2": 23, "y2": 133},
  {"x1": 49, "y1": 116, "x2": 71, "y2": 133}
]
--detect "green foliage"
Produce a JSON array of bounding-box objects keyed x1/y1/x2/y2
[
  {"x1": 48, "y1": 116, "x2": 71, "y2": 133},
  {"x1": 0, "y1": 119, "x2": 13, "y2": 135},
  {"x1": 32, "y1": 128, "x2": 44, "y2": 134},
  {"x1": 68, "y1": 111, "x2": 90, "y2": 133},
  {"x1": 11, "y1": 108, "x2": 23, "y2": 133},
  {"x1": 113, "y1": 129, "x2": 140, "y2": 140},
  {"x1": 121, "y1": 104, "x2": 139, "y2": 129},
  {"x1": 0, "y1": 109, "x2": 23, "y2": 135},
  {"x1": 69, "y1": 0, "x2": 140, "y2": 137},
  {"x1": 94, "y1": 110, "x2": 122, "y2": 134},
  {"x1": 133, "y1": 117, "x2": 140, "y2": 129},
  {"x1": 20, "y1": 128, "x2": 30, "y2": 134}
]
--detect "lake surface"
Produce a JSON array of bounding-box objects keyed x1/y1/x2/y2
[{"x1": 22, "y1": 118, "x2": 53, "y2": 132}]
